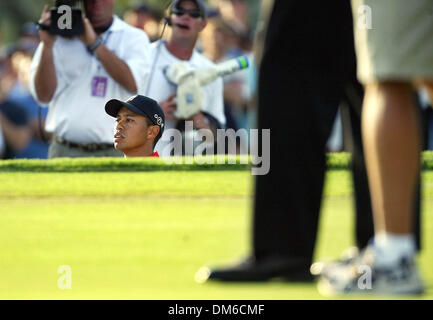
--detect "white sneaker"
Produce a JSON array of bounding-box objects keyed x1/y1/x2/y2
[{"x1": 317, "y1": 246, "x2": 425, "y2": 296}]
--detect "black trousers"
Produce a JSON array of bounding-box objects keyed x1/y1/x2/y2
[{"x1": 252, "y1": 0, "x2": 421, "y2": 271}]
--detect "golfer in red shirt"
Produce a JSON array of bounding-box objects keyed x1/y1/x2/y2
[{"x1": 105, "y1": 95, "x2": 165, "y2": 157}]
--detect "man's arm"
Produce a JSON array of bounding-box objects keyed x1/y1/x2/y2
[
  {"x1": 94, "y1": 44, "x2": 137, "y2": 93},
  {"x1": 160, "y1": 93, "x2": 178, "y2": 121},
  {"x1": 81, "y1": 17, "x2": 137, "y2": 93},
  {"x1": 34, "y1": 5, "x2": 58, "y2": 103},
  {"x1": 34, "y1": 44, "x2": 57, "y2": 103}
]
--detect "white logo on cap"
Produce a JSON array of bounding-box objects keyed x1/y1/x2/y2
[
  {"x1": 126, "y1": 95, "x2": 138, "y2": 103},
  {"x1": 154, "y1": 114, "x2": 164, "y2": 127}
]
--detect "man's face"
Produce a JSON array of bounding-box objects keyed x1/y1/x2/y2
[
  {"x1": 114, "y1": 106, "x2": 155, "y2": 154},
  {"x1": 85, "y1": 0, "x2": 115, "y2": 26},
  {"x1": 171, "y1": 0, "x2": 206, "y2": 41}
]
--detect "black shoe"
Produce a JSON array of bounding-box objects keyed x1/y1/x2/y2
[{"x1": 195, "y1": 256, "x2": 314, "y2": 283}]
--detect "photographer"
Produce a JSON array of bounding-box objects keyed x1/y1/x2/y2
[
  {"x1": 29, "y1": 0, "x2": 151, "y2": 158},
  {"x1": 146, "y1": 0, "x2": 225, "y2": 157}
]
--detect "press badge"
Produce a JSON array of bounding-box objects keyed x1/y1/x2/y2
[{"x1": 91, "y1": 76, "x2": 108, "y2": 97}]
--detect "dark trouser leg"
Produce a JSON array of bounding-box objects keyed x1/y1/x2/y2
[
  {"x1": 252, "y1": 0, "x2": 353, "y2": 270},
  {"x1": 252, "y1": 78, "x2": 340, "y2": 268},
  {"x1": 252, "y1": 10, "x2": 346, "y2": 270},
  {"x1": 341, "y1": 82, "x2": 374, "y2": 250},
  {"x1": 205, "y1": 0, "x2": 361, "y2": 282}
]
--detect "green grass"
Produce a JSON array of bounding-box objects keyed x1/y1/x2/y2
[
  {"x1": 0, "y1": 152, "x2": 355, "y2": 172},
  {"x1": 1, "y1": 151, "x2": 433, "y2": 172},
  {"x1": 0, "y1": 165, "x2": 432, "y2": 299}
]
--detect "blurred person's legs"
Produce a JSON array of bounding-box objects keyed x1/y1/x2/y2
[
  {"x1": 341, "y1": 82, "x2": 422, "y2": 250},
  {"x1": 318, "y1": 83, "x2": 425, "y2": 295},
  {"x1": 317, "y1": 0, "x2": 431, "y2": 295},
  {"x1": 362, "y1": 82, "x2": 420, "y2": 262},
  {"x1": 311, "y1": 82, "x2": 424, "y2": 278},
  {"x1": 355, "y1": 0, "x2": 432, "y2": 264},
  {"x1": 341, "y1": 83, "x2": 375, "y2": 250},
  {"x1": 199, "y1": 0, "x2": 355, "y2": 282}
]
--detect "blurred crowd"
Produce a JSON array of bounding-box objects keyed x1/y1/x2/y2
[
  {"x1": 0, "y1": 0, "x2": 257, "y2": 159},
  {"x1": 2, "y1": 0, "x2": 432, "y2": 159},
  {"x1": 0, "y1": 22, "x2": 50, "y2": 159},
  {"x1": 122, "y1": 0, "x2": 257, "y2": 133}
]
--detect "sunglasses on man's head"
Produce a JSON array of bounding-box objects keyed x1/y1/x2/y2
[{"x1": 171, "y1": 8, "x2": 203, "y2": 19}]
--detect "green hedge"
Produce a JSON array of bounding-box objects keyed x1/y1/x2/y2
[
  {"x1": 0, "y1": 155, "x2": 250, "y2": 172},
  {"x1": 1, "y1": 152, "x2": 433, "y2": 172}
]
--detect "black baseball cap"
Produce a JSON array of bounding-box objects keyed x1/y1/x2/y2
[
  {"x1": 105, "y1": 95, "x2": 165, "y2": 137},
  {"x1": 170, "y1": 0, "x2": 208, "y2": 18}
]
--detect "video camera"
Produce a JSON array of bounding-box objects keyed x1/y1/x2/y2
[{"x1": 37, "y1": 0, "x2": 85, "y2": 37}]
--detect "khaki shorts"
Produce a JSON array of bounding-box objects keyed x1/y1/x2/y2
[{"x1": 351, "y1": 0, "x2": 433, "y2": 84}]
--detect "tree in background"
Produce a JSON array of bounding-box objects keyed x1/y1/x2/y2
[
  {"x1": 0, "y1": 0, "x2": 260, "y2": 46},
  {"x1": 0, "y1": 0, "x2": 169, "y2": 45}
]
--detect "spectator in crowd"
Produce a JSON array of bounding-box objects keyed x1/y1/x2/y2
[
  {"x1": 197, "y1": 0, "x2": 420, "y2": 289},
  {"x1": 0, "y1": 102, "x2": 31, "y2": 159},
  {"x1": 18, "y1": 22, "x2": 41, "y2": 54},
  {"x1": 145, "y1": 0, "x2": 225, "y2": 157},
  {"x1": 30, "y1": 0, "x2": 151, "y2": 158},
  {"x1": 197, "y1": 0, "x2": 356, "y2": 283},
  {"x1": 0, "y1": 121, "x2": 3, "y2": 157},
  {"x1": 200, "y1": 17, "x2": 252, "y2": 132},
  {"x1": 1, "y1": 51, "x2": 31, "y2": 159},
  {"x1": 3, "y1": 43, "x2": 50, "y2": 159},
  {"x1": 316, "y1": 0, "x2": 431, "y2": 295},
  {"x1": 209, "y1": 0, "x2": 251, "y2": 38},
  {"x1": 123, "y1": 3, "x2": 163, "y2": 42}
]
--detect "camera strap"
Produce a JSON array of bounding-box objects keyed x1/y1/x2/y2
[
  {"x1": 91, "y1": 30, "x2": 114, "y2": 98},
  {"x1": 144, "y1": 20, "x2": 169, "y2": 96}
]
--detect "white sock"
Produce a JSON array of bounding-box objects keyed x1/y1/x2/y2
[{"x1": 373, "y1": 232, "x2": 416, "y2": 267}]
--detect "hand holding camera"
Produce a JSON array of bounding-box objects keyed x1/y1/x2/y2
[
  {"x1": 37, "y1": 5, "x2": 57, "y2": 48},
  {"x1": 37, "y1": 1, "x2": 85, "y2": 39},
  {"x1": 79, "y1": 16, "x2": 97, "y2": 46},
  {"x1": 37, "y1": 2, "x2": 99, "y2": 52}
]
